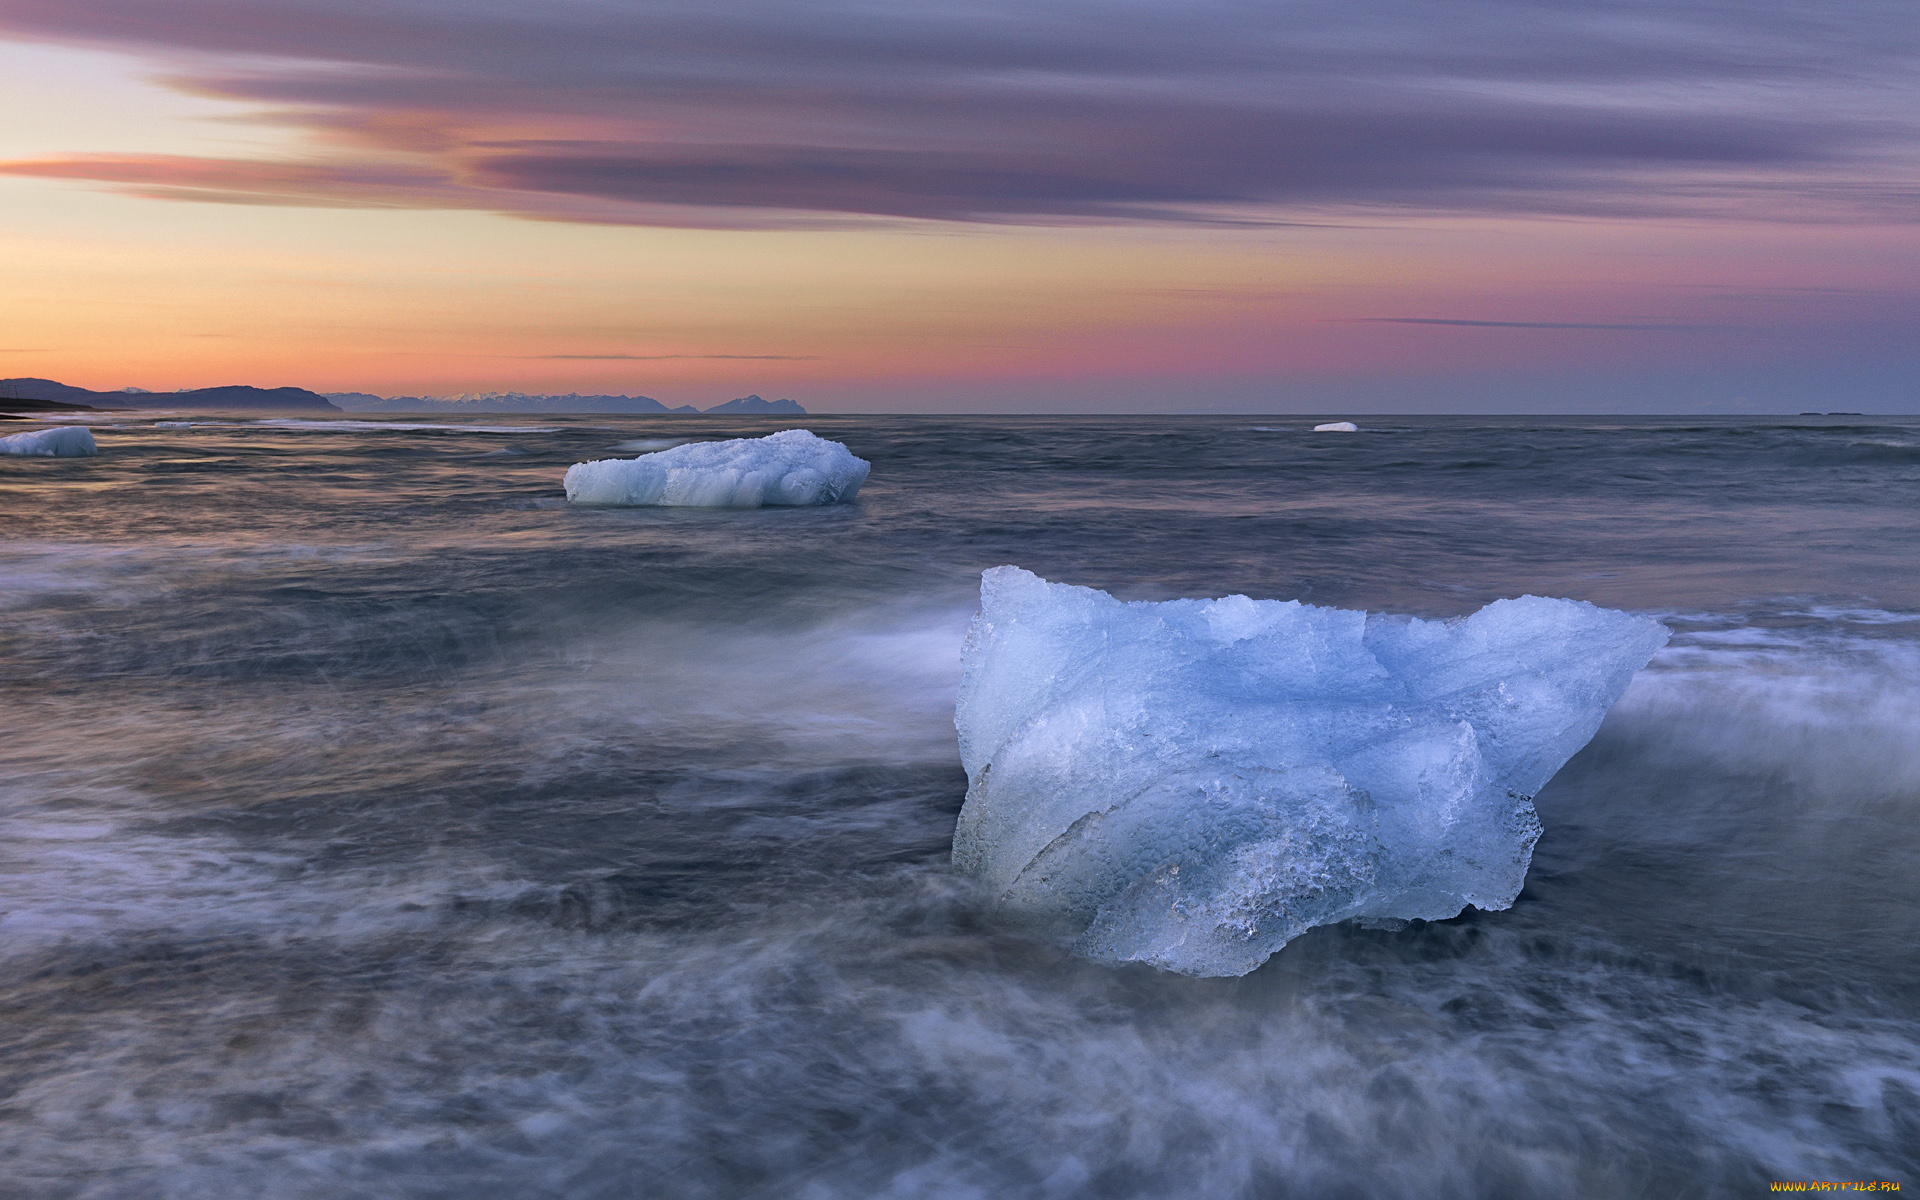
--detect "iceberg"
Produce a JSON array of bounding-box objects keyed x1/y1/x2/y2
[
  {"x1": 1313, "y1": 421, "x2": 1359, "y2": 432},
  {"x1": 564, "y1": 429, "x2": 869, "y2": 508},
  {"x1": 0, "y1": 426, "x2": 97, "y2": 457},
  {"x1": 952, "y1": 568, "x2": 1667, "y2": 976}
]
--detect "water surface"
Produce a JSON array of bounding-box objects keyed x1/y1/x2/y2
[{"x1": 3, "y1": 413, "x2": 1917, "y2": 1197}]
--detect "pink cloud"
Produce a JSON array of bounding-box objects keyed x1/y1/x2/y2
[{"x1": 1, "y1": 0, "x2": 1912, "y2": 227}]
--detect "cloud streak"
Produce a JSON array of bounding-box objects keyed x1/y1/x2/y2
[
  {"x1": 1349, "y1": 318, "x2": 1729, "y2": 331},
  {"x1": 0, "y1": 0, "x2": 1914, "y2": 227}
]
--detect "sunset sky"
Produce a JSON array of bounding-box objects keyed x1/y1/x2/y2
[{"x1": 1, "y1": 0, "x2": 1915, "y2": 412}]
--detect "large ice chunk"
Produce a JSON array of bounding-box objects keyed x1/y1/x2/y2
[
  {"x1": 0, "y1": 426, "x2": 97, "y2": 457},
  {"x1": 952, "y1": 568, "x2": 1668, "y2": 976},
  {"x1": 564, "y1": 429, "x2": 868, "y2": 508}
]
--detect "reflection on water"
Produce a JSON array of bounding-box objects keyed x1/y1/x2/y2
[{"x1": 2, "y1": 414, "x2": 1918, "y2": 1197}]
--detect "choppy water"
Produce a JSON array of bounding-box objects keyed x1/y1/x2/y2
[{"x1": 3, "y1": 413, "x2": 1917, "y2": 1198}]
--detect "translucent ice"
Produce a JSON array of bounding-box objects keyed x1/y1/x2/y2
[
  {"x1": 0, "y1": 426, "x2": 97, "y2": 457},
  {"x1": 563, "y1": 429, "x2": 869, "y2": 508},
  {"x1": 952, "y1": 567, "x2": 1668, "y2": 976}
]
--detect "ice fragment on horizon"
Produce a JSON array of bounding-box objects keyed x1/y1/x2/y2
[
  {"x1": 0, "y1": 426, "x2": 97, "y2": 457},
  {"x1": 563, "y1": 429, "x2": 869, "y2": 508},
  {"x1": 1313, "y1": 421, "x2": 1359, "y2": 432},
  {"x1": 952, "y1": 568, "x2": 1668, "y2": 977}
]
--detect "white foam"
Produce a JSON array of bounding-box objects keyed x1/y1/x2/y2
[
  {"x1": 952, "y1": 568, "x2": 1668, "y2": 976},
  {"x1": 0, "y1": 426, "x2": 97, "y2": 457},
  {"x1": 564, "y1": 429, "x2": 870, "y2": 508},
  {"x1": 4, "y1": 413, "x2": 125, "y2": 423}
]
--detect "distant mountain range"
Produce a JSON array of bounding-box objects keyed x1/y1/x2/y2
[
  {"x1": 703, "y1": 395, "x2": 806, "y2": 414},
  {"x1": 1, "y1": 378, "x2": 807, "y2": 417},
  {"x1": 327, "y1": 391, "x2": 806, "y2": 415},
  {"x1": 1, "y1": 378, "x2": 339, "y2": 411}
]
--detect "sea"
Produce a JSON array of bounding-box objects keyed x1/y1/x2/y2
[{"x1": 3, "y1": 412, "x2": 1917, "y2": 1198}]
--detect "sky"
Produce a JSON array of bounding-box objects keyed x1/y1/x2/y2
[{"x1": 0, "y1": 0, "x2": 1915, "y2": 413}]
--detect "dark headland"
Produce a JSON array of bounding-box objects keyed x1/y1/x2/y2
[
  {"x1": 0, "y1": 396, "x2": 104, "y2": 419},
  {"x1": 2, "y1": 378, "x2": 340, "y2": 412}
]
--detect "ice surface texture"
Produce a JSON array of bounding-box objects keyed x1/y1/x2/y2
[
  {"x1": 953, "y1": 568, "x2": 1668, "y2": 977},
  {"x1": 564, "y1": 429, "x2": 869, "y2": 508},
  {"x1": 0, "y1": 426, "x2": 97, "y2": 457}
]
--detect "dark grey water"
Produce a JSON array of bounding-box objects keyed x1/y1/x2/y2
[{"x1": 3, "y1": 413, "x2": 1918, "y2": 1198}]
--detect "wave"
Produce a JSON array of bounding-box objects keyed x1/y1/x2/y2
[{"x1": 4, "y1": 556, "x2": 1918, "y2": 1192}]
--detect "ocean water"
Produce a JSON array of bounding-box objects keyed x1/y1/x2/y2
[{"x1": 2, "y1": 413, "x2": 1917, "y2": 1198}]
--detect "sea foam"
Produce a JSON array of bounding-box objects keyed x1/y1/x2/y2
[
  {"x1": 953, "y1": 567, "x2": 1668, "y2": 976},
  {"x1": 564, "y1": 429, "x2": 869, "y2": 507}
]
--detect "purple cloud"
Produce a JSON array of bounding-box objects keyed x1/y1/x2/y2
[{"x1": 0, "y1": 0, "x2": 1913, "y2": 226}]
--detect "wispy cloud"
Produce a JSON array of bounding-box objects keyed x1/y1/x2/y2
[
  {"x1": 0, "y1": 0, "x2": 1913, "y2": 227},
  {"x1": 1344, "y1": 318, "x2": 1731, "y2": 331},
  {"x1": 515, "y1": 353, "x2": 820, "y2": 360}
]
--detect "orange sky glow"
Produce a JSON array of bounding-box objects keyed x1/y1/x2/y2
[{"x1": 1, "y1": 10, "x2": 1915, "y2": 413}]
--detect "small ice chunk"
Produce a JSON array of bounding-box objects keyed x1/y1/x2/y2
[
  {"x1": 952, "y1": 567, "x2": 1667, "y2": 977},
  {"x1": 0, "y1": 426, "x2": 97, "y2": 457},
  {"x1": 1313, "y1": 421, "x2": 1359, "y2": 432},
  {"x1": 563, "y1": 429, "x2": 869, "y2": 508}
]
